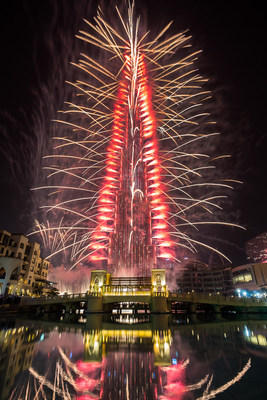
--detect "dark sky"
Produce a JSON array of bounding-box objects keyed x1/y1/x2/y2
[{"x1": 0, "y1": 0, "x2": 266, "y2": 264}]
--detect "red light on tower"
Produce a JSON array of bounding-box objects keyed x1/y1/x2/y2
[{"x1": 89, "y1": 51, "x2": 174, "y2": 273}]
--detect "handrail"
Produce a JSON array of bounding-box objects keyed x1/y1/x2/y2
[
  {"x1": 169, "y1": 292, "x2": 267, "y2": 305},
  {"x1": 19, "y1": 291, "x2": 267, "y2": 307}
]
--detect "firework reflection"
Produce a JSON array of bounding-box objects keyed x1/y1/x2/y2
[{"x1": 7, "y1": 320, "x2": 253, "y2": 400}]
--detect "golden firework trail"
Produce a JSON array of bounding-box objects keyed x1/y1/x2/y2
[{"x1": 30, "y1": 2, "x2": 244, "y2": 270}]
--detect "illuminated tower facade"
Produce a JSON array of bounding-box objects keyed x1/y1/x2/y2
[
  {"x1": 35, "y1": 4, "x2": 236, "y2": 273},
  {"x1": 89, "y1": 54, "x2": 173, "y2": 276}
]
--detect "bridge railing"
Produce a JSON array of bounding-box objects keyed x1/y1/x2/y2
[
  {"x1": 103, "y1": 290, "x2": 152, "y2": 296},
  {"x1": 102, "y1": 286, "x2": 152, "y2": 296},
  {"x1": 19, "y1": 288, "x2": 169, "y2": 305},
  {"x1": 169, "y1": 292, "x2": 267, "y2": 306},
  {"x1": 152, "y1": 291, "x2": 168, "y2": 297},
  {"x1": 20, "y1": 292, "x2": 93, "y2": 305},
  {"x1": 19, "y1": 290, "x2": 267, "y2": 307}
]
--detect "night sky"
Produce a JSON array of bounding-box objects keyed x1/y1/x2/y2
[{"x1": 0, "y1": 0, "x2": 266, "y2": 265}]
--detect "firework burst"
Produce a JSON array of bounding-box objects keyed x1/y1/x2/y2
[{"x1": 30, "y1": 2, "x2": 243, "y2": 271}]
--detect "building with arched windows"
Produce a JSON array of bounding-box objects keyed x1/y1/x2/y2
[{"x1": 0, "y1": 230, "x2": 54, "y2": 296}]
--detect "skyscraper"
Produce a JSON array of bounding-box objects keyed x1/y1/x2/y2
[
  {"x1": 89, "y1": 54, "x2": 173, "y2": 276},
  {"x1": 35, "y1": 4, "x2": 239, "y2": 274}
]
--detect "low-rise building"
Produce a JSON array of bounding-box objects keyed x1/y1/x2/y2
[
  {"x1": 0, "y1": 229, "x2": 55, "y2": 296},
  {"x1": 176, "y1": 260, "x2": 234, "y2": 295},
  {"x1": 232, "y1": 263, "x2": 267, "y2": 292}
]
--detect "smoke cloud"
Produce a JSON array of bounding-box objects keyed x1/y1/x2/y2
[{"x1": 48, "y1": 264, "x2": 92, "y2": 294}]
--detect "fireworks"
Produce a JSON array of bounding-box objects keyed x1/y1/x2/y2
[
  {"x1": 10, "y1": 340, "x2": 251, "y2": 400},
  {"x1": 30, "y1": 2, "x2": 243, "y2": 271}
]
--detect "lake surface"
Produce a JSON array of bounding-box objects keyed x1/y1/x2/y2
[{"x1": 1, "y1": 314, "x2": 267, "y2": 399}]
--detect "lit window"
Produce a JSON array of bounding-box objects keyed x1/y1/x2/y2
[{"x1": 233, "y1": 273, "x2": 253, "y2": 284}]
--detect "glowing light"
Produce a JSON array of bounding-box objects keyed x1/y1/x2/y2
[
  {"x1": 10, "y1": 326, "x2": 251, "y2": 400},
  {"x1": 31, "y1": 1, "x2": 243, "y2": 271}
]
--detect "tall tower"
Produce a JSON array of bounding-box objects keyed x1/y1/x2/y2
[
  {"x1": 89, "y1": 52, "x2": 173, "y2": 276},
  {"x1": 35, "y1": 4, "x2": 236, "y2": 275}
]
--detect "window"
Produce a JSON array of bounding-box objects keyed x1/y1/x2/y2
[
  {"x1": 233, "y1": 269, "x2": 251, "y2": 276},
  {"x1": 20, "y1": 243, "x2": 24, "y2": 249},
  {"x1": 3, "y1": 235, "x2": 9, "y2": 246},
  {"x1": 0, "y1": 268, "x2": 6, "y2": 279},
  {"x1": 10, "y1": 268, "x2": 19, "y2": 280},
  {"x1": 233, "y1": 272, "x2": 253, "y2": 284}
]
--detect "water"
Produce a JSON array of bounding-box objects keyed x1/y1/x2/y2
[{"x1": 1, "y1": 314, "x2": 267, "y2": 399}]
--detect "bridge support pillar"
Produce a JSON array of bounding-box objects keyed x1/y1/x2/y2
[
  {"x1": 65, "y1": 304, "x2": 72, "y2": 314},
  {"x1": 151, "y1": 296, "x2": 169, "y2": 313},
  {"x1": 151, "y1": 314, "x2": 169, "y2": 330},
  {"x1": 87, "y1": 296, "x2": 103, "y2": 313},
  {"x1": 212, "y1": 304, "x2": 222, "y2": 313},
  {"x1": 188, "y1": 313, "x2": 200, "y2": 324},
  {"x1": 189, "y1": 303, "x2": 197, "y2": 313},
  {"x1": 86, "y1": 314, "x2": 103, "y2": 330}
]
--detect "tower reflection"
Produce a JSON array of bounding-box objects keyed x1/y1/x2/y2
[
  {"x1": 2, "y1": 317, "x2": 261, "y2": 400},
  {"x1": 79, "y1": 322, "x2": 175, "y2": 399}
]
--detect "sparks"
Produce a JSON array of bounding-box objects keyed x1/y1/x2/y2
[{"x1": 31, "y1": 3, "x2": 243, "y2": 271}]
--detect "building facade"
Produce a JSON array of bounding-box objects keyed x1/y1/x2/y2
[
  {"x1": 176, "y1": 260, "x2": 234, "y2": 295},
  {"x1": 0, "y1": 230, "x2": 53, "y2": 296},
  {"x1": 232, "y1": 263, "x2": 267, "y2": 291},
  {"x1": 89, "y1": 268, "x2": 167, "y2": 295}
]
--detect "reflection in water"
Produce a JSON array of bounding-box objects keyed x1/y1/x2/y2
[
  {"x1": 0, "y1": 325, "x2": 43, "y2": 400},
  {"x1": 109, "y1": 314, "x2": 150, "y2": 325},
  {"x1": 243, "y1": 324, "x2": 267, "y2": 347},
  {"x1": 1, "y1": 317, "x2": 266, "y2": 399}
]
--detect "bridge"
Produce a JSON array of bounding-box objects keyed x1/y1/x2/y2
[
  {"x1": 168, "y1": 292, "x2": 267, "y2": 313},
  {"x1": 4, "y1": 268, "x2": 266, "y2": 317},
  {"x1": 18, "y1": 287, "x2": 267, "y2": 316}
]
